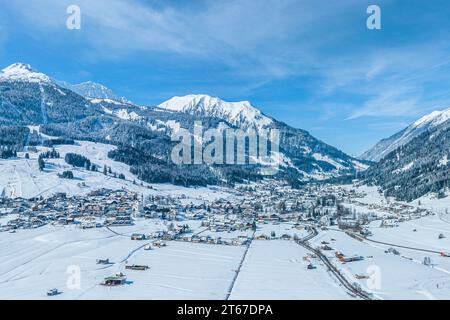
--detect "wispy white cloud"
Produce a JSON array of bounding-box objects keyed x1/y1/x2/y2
[
  {"x1": 4, "y1": 0, "x2": 450, "y2": 127},
  {"x1": 5, "y1": 0, "x2": 360, "y2": 79},
  {"x1": 313, "y1": 41, "x2": 450, "y2": 120},
  {"x1": 347, "y1": 87, "x2": 422, "y2": 120}
]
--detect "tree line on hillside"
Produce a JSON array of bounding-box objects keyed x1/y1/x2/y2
[
  {"x1": 43, "y1": 138, "x2": 75, "y2": 148},
  {"x1": 40, "y1": 148, "x2": 60, "y2": 159},
  {"x1": 65, "y1": 153, "x2": 91, "y2": 169},
  {"x1": 364, "y1": 122, "x2": 450, "y2": 202},
  {"x1": 0, "y1": 147, "x2": 17, "y2": 159}
]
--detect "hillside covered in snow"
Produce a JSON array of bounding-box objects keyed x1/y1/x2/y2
[
  {"x1": 0, "y1": 63, "x2": 368, "y2": 189},
  {"x1": 361, "y1": 107, "x2": 450, "y2": 162}
]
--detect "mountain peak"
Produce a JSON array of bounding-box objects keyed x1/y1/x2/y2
[
  {"x1": 361, "y1": 107, "x2": 450, "y2": 162},
  {"x1": 3, "y1": 63, "x2": 35, "y2": 73},
  {"x1": 58, "y1": 80, "x2": 131, "y2": 104},
  {"x1": 1, "y1": 62, "x2": 50, "y2": 83},
  {"x1": 412, "y1": 107, "x2": 450, "y2": 128},
  {"x1": 158, "y1": 94, "x2": 273, "y2": 128}
]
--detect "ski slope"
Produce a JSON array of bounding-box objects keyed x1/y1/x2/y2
[{"x1": 0, "y1": 139, "x2": 230, "y2": 202}]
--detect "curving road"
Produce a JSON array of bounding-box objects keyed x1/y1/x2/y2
[
  {"x1": 347, "y1": 231, "x2": 443, "y2": 255},
  {"x1": 296, "y1": 227, "x2": 373, "y2": 300}
]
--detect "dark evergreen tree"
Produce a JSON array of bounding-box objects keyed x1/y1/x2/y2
[
  {"x1": 65, "y1": 153, "x2": 91, "y2": 168},
  {"x1": 38, "y1": 155, "x2": 45, "y2": 171},
  {"x1": 59, "y1": 170, "x2": 74, "y2": 179}
]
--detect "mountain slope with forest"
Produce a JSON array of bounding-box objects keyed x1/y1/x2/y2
[{"x1": 0, "y1": 63, "x2": 368, "y2": 188}]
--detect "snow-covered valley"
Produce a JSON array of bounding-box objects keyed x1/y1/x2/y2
[{"x1": 1, "y1": 141, "x2": 450, "y2": 300}]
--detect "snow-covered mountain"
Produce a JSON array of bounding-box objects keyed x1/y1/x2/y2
[
  {"x1": 0, "y1": 63, "x2": 51, "y2": 83},
  {"x1": 1, "y1": 63, "x2": 126, "y2": 104},
  {"x1": 0, "y1": 63, "x2": 100, "y2": 124},
  {"x1": 364, "y1": 117, "x2": 450, "y2": 201},
  {"x1": 58, "y1": 80, "x2": 130, "y2": 104},
  {"x1": 0, "y1": 62, "x2": 369, "y2": 187},
  {"x1": 157, "y1": 94, "x2": 369, "y2": 178},
  {"x1": 362, "y1": 107, "x2": 450, "y2": 200},
  {"x1": 158, "y1": 94, "x2": 273, "y2": 129},
  {"x1": 361, "y1": 107, "x2": 450, "y2": 162}
]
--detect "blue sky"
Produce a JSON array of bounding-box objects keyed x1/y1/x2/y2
[{"x1": 1, "y1": 0, "x2": 450, "y2": 156}]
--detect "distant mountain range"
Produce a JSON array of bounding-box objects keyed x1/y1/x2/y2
[
  {"x1": 0, "y1": 62, "x2": 367, "y2": 187},
  {"x1": 3, "y1": 62, "x2": 450, "y2": 200},
  {"x1": 57, "y1": 80, "x2": 131, "y2": 104}
]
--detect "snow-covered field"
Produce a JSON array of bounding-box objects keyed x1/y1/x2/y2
[
  {"x1": 254, "y1": 222, "x2": 309, "y2": 238},
  {"x1": 369, "y1": 215, "x2": 450, "y2": 254},
  {"x1": 332, "y1": 184, "x2": 450, "y2": 299},
  {"x1": 0, "y1": 139, "x2": 231, "y2": 203},
  {"x1": 0, "y1": 222, "x2": 246, "y2": 300},
  {"x1": 229, "y1": 240, "x2": 350, "y2": 300},
  {"x1": 2, "y1": 145, "x2": 450, "y2": 300},
  {"x1": 311, "y1": 227, "x2": 450, "y2": 300},
  {"x1": 0, "y1": 221, "x2": 353, "y2": 300},
  {"x1": 2, "y1": 215, "x2": 450, "y2": 299}
]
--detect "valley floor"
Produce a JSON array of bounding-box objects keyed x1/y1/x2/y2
[
  {"x1": 229, "y1": 240, "x2": 350, "y2": 300},
  {"x1": 0, "y1": 221, "x2": 349, "y2": 300},
  {"x1": 2, "y1": 140, "x2": 450, "y2": 300},
  {"x1": 2, "y1": 213, "x2": 450, "y2": 300}
]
